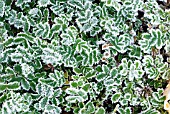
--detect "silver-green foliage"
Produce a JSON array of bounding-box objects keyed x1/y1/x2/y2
[{"x1": 0, "y1": 0, "x2": 170, "y2": 113}]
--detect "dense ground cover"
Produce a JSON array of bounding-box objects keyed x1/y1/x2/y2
[{"x1": 0, "y1": 0, "x2": 170, "y2": 114}]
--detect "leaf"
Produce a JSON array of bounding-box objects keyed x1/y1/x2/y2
[
  {"x1": 110, "y1": 68, "x2": 118, "y2": 78},
  {"x1": 85, "y1": 102, "x2": 95, "y2": 113},
  {"x1": 104, "y1": 79, "x2": 115, "y2": 86},
  {"x1": 17, "y1": 32, "x2": 34, "y2": 43},
  {"x1": 124, "y1": 93, "x2": 131, "y2": 101},
  {"x1": 112, "y1": 1, "x2": 121, "y2": 11},
  {"x1": 38, "y1": 0, "x2": 50, "y2": 7},
  {"x1": 95, "y1": 107, "x2": 105, "y2": 114},
  {"x1": 142, "y1": 33, "x2": 151, "y2": 39},
  {"x1": 5, "y1": 67, "x2": 15, "y2": 75},
  {"x1": 14, "y1": 37, "x2": 25, "y2": 44},
  {"x1": 38, "y1": 78, "x2": 53, "y2": 87},
  {"x1": 71, "y1": 82, "x2": 78, "y2": 88},
  {"x1": 125, "y1": 107, "x2": 132, "y2": 114},
  {"x1": 78, "y1": 80, "x2": 84, "y2": 87},
  {"x1": 33, "y1": 22, "x2": 50, "y2": 39},
  {"x1": 82, "y1": 83, "x2": 90, "y2": 92},
  {"x1": 49, "y1": 24, "x2": 61, "y2": 38},
  {"x1": 82, "y1": 23, "x2": 92, "y2": 32},
  {"x1": 111, "y1": 92, "x2": 121, "y2": 103},
  {"x1": 34, "y1": 59, "x2": 42, "y2": 69},
  {"x1": 73, "y1": 67, "x2": 82, "y2": 74},
  {"x1": 77, "y1": 89, "x2": 87, "y2": 98},
  {"x1": 66, "y1": 96, "x2": 84, "y2": 103},
  {"x1": 32, "y1": 94, "x2": 41, "y2": 101},
  {"x1": 151, "y1": 29, "x2": 164, "y2": 49},
  {"x1": 102, "y1": 65, "x2": 109, "y2": 74},
  {"x1": 110, "y1": 36, "x2": 127, "y2": 53},
  {"x1": 40, "y1": 97, "x2": 48, "y2": 109},
  {"x1": 7, "y1": 82, "x2": 20, "y2": 90},
  {"x1": 10, "y1": 53, "x2": 23, "y2": 63},
  {"x1": 45, "y1": 105, "x2": 62, "y2": 114},
  {"x1": 0, "y1": 83, "x2": 7, "y2": 93},
  {"x1": 77, "y1": 17, "x2": 88, "y2": 24},
  {"x1": 0, "y1": 93, "x2": 7, "y2": 104},
  {"x1": 14, "y1": 64, "x2": 22, "y2": 74},
  {"x1": 90, "y1": 26, "x2": 101, "y2": 36},
  {"x1": 85, "y1": 71, "x2": 96, "y2": 79},
  {"x1": 96, "y1": 73, "x2": 106, "y2": 81},
  {"x1": 0, "y1": 64, "x2": 3, "y2": 72},
  {"x1": 76, "y1": 38, "x2": 89, "y2": 53},
  {"x1": 53, "y1": 88, "x2": 62, "y2": 97},
  {"x1": 0, "y1": 1, "x2": 5, "y2": 17},
  {"x1": 66, "y1": 88, "x2": 79, "y2": 95},
  {"x1": 129, "y1": 45, "x2": 142, "y2": 59},
  {"x1": 4, "y1": 38, "x2": 14, "y2": 47},
  {"x1": 86, "y1": 9, "x2": 92, "y2": 20},
  {"x1": 21, "y1": 78, "x2": 30, "y2": 90},
  {"x1": 106, "y1": 0, "x2": 112, "y2": 6},
  {"x1": 50, "y1": 2, "x2": 65, "y2": 15}
]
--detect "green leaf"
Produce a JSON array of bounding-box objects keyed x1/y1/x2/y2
[
  {"x1": 0, "y1": 1, "x2": 5, "y2": 17},
  {"x1": 85, "y1": 102, "x2": 95, "y2": 113},
  {"x1": 76, "y1": 38, "x2": 89, "y2": 53},
  {"x1": 142, "y1": 33, "x2": 151, "y2": 40},
  {"x1": 38, "y1": 0, "x2": 50, "y2": 7},
  {"x1": 21, "y1": 78, "x2": 30, "y2": 90},
  {"x1": 104, "y1": 79, "x2": 114, "y2": 86},
  {"x1": 86, "y1": 9, "x2": 92, "y2": 20},
  {"x1": 53, "y1": 88, "x2": 62, "y2": 97},
  {"x1": 0, "y1": 83, "x2": 6, "y2": 93},
  {"x1": 85, "y1": 71, "x2": 96, "y2": 79},
  {"x1": 45, "y1": 105, "x2": 62, "y2": 114},
  {"x1": 17, "y1": 32, "x2": 35, "y2": 43},
  {"x1": 71, "y1": 82, "x2": 78, "y2": 88},
  {"x1": 66, "y1": 88, "x2": 78, "y2": 95},
  {"x1": 125, "y1": 107, "x2": 132, "y2": 114},
  {"x1": 66, "y1": 96, "x2": 84, "y2": 103},
  {"x1": 77, "y1": 17, "x2": 88, "y2": 24},
  {"x1": 0, "y1": 93, "x2": 7, "y2": 104},
  {"x1": 96, "y1": 66, "x2": 103, "y2": 72},
  {"x1": 34, "y1": 59, "x2": 42, "y2": 69},
  {"x1": 111, "y1": 92, "x2": 121, "y2": 103},
  {"x1": 5, "y1": 67, "x2": 15, "y2": 75},
  {"x1": 14, "y1": 37, "x2": 25, "y2": 44},
  {"x1": 38, "y1": 78, "x2": 53, "y2": 86},
  {"x1": 106, "y1": 0, "x2": 112, "y2": 6},
  {"x1": 110, "y1": 68, "x2": 118, "y2": 78},
  {"x1": 129, "y1": 45, "x2": 142, "y2": 59},
  {"x1": 95, "y1": 107, "x2": 105, "y2": 114},
  {"x1": 102, "y1": 65, "x2": 109, "y2": 74},
  {"x1": 73, "y1": 67, "x2": 82, "y2": 74},
  {"x1": 82, "y1": 83, "x2": 90, "y2": 92},
  {"x1": 0, "y1": 64, "x2": 3, "y2": 72},
  {"x1": 7, "y1": 82, "x2": 20, "y2": 90},
  {"x1": 34, "y1": 22, "x2": 50, "y2": 39},
  {"x1": 30, "y1": 81, "x2": 36, "y2": 92},
  {"x1": 14, "y1": 64, "x2": 22, "y2": 74},
  {"x1": 96, "y1": 73, "x2": 106, "y2": 81},
  {"x1": 40, "y1": 97, "x2": 48, "y2": 109},
  {"x1": 4, "y1": 38, "x2": 14, "y2": 47}
]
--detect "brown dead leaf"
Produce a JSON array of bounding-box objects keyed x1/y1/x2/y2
[
  {"x1": 163, "y1": 81, "x2": 170, "y2": 113},
  {"x1": 167, "y1": 0, "x2": 170, "y2": 5},
  {"x1": 164, "y1": 81, "x2": 170, "y2": 99}
]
